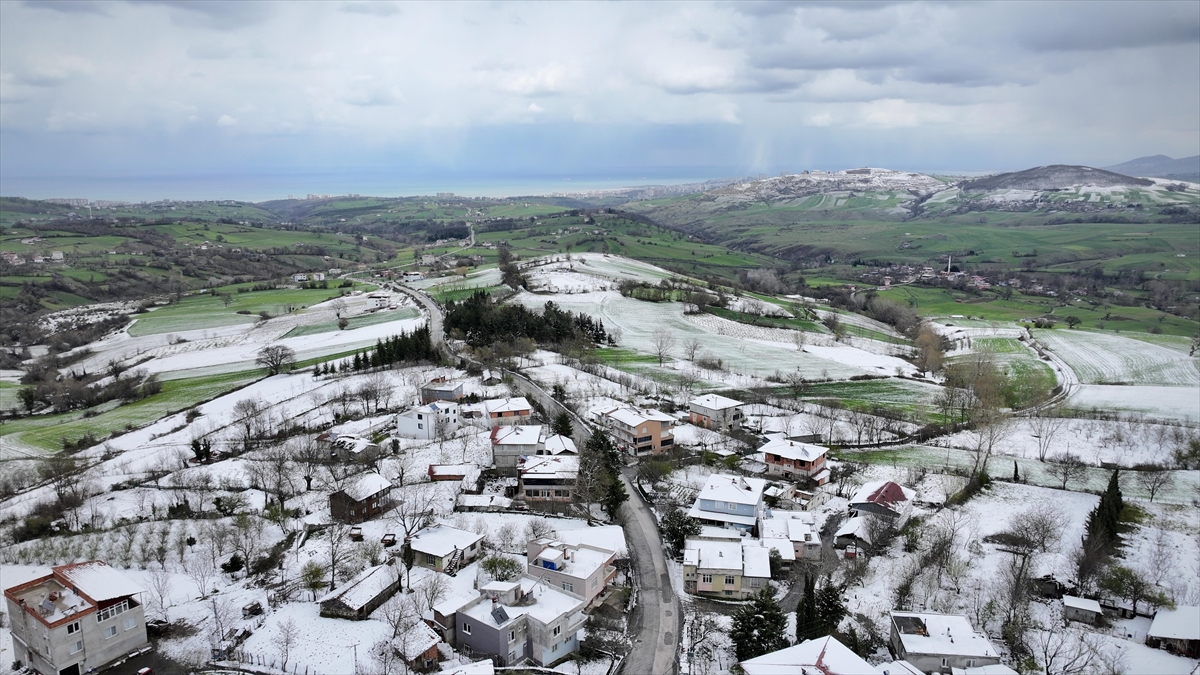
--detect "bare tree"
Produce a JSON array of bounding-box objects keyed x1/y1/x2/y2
[
  {"x1": 1030, "y1": 407, "x2": 1068, "y2": 461},
  {"x1": 682, "y1": 338, "x2": 702, "y2": 362},
  {"x1": 232, "y1": 398, "x2": 266, "y2": 453},
  {"x1": 1034, "y1": 607, "x2": 1098, "y2": 675},
  {"x1": 256, "y1": 344, "x2": 297, "y2": 375},
  {"x1": 651, "y1": 328, "x2": 676, "y2": 366},
  {"x1": 147, "y1": 562, "x2": 174, "y2": 621},
  {"x1": 274, "y1": 617, "x2": 300, "y2": 671},
  {"x1": 293, "y1": 436, "x2": 326, "y2": 492},
  {"x1": 1046, "y1": 453, "x2": 1088, "y2": 490},
  {"x1": 207, "y1": 596, "x2": 237, "y2": 650},
  {"x1": 184, "y1": 550, "x2": 216, "y2": 598},
  {"x1": 326, "y1": 520, "x2": 352, "y2": 591},
  {"x1": 1134, "y1": 468, "x2": 1174, "y2": 503}
]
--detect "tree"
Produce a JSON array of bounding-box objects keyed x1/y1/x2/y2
[
  {"x1": 326, "y1": 520, "x2": 351, "y2": 591},
  {"x1": 1100, "y1": 564, "x2": 1158, "y2": 616},
  {"x1": 815, "y1": 575, "x2": 847, "y2": 635},
  {"x1": 651, "y1": 328, "x2": 676, "y2": 366},
  {"x1": 147, "y1": 563, "x2": 174, "y2": 622},
  {"x1": 38, "y1": 454, "x2": 85, "y2": 506},
  {"x1": 730, "y1": 589, "x2": 788, "y2": 661},
  {"x1": 660, "y1": 508, "x2": 701, "y2": 559},
  {"x1": 682, "y1": 338, "x2": 702, "y2": 361},
  {"x1": 274, "y1": 617, "x2": 299, "y2": 672},
  {"x1": 232, "y1": 397, "x2": 266, "y2": 452},
  {"x1": 256, "y1": 344, "x2": 296, "y2": 375},
  {"x1": 551, "y1": 412, "x2": 574, "y2": 438},
  {"x1": 913, "y1": 324, "x2": 945, "y2": 374},
  {"x1": 301, "y1": 560, "x2": 326, "y2": 600},
  {"x1": 184, "y1": 553, "x2": 216, "y2": 599},
  {"x1": 599, "y1": 474, "x2": 628, "y2": 521},
  {"x1": 480, "y1": 554, "x2": 523, "y2": 582},
  {"x1": 1030, "y1": 406, "x2": 1068, "y2": 462},
  {"x1": 1134, "y1": 468, "x2": 1173, "y2": 503},
  {"x1": 1046, "y1": 453, "x2": 1087, "y2": 490}
]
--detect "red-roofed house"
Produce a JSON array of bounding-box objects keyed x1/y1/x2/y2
[
  {"x1": 4, "y1": 561, "x2": 149, "y2": 675},
  {"x1": 849, "y1": 480, "x2": 915, "y2": 524}
]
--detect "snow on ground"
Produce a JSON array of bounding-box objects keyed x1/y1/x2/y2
[
  {"x1": 725, "y1": 296, "x2": 793, "y2": 318},
  {"x1": 938, "y1": 417, "x2": 1196, "y2": 467},
  {"x1": 1069, "y1": 384, "x2": 1200, "y2": 422},
  {"x1": 1036, "y1": 329, "x2": 1200, "y2": 386},
  {"x1": 406, "y1": 267, "x2": 501, "y2": 291}
]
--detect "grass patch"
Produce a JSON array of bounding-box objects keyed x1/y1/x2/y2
[
  {"x1": 283, "y1": 307, "x2": 420, "y2": 338},
  {"x1": 129, "y1": 284, "x2": 368, "y2": 336}
]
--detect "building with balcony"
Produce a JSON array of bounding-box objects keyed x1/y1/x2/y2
[
  {"x1": 681, "y1": 539, "x2": 770, "y2": 599},
  {"x1": 396, "y1": 402, "x2": 460, "y2": 440},
  {"x1": 455, "y1": 578, "x2": 587, "y2": 668},
  {"x1": 525, "y1": 539, "x2": 618, "y2": 607},
  {"x1": 687, "y1": 473, "x2": 766, "y2": 532},
  {"x1": 760, "y1": 438, "x2": 828, "y2": 483},
  {"x1": 591, "y1": 405, "x2": 674, "y2": 456},
  {"x1": 518, "y1": 455, "x2": 578, "y2": 504},
  {"x1": 688, "y1": 394, "x2": 744, "y2": 431},
  {"x1": 408, "y1": 524, "x2": 484, "y2": 576},
  {"x1": 4, "y1": 561, "x2": 149, "y2": 675},
  {"x1": 329, "y1": 472, "x2": 394, "y2": 524}
]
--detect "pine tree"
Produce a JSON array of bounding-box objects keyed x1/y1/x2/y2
[
  {"x1": 731, "y1": 589, "x2": 788, "y2": 661},
  {"x1": 599, "y1": 473, "x2": 628, "y2": 521},
  {"x1": 816, "y1": 575, "x2": 847, "y2": 635},
  {"x1": 796, "y1": 573, "x2": 820, "y2": 641},
  {"x1": 551, "y1": 412, "x2": 574, "y2": 438}
]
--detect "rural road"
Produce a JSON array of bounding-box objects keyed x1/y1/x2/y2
[
  {"x1": 618, "y1": 469, "x2": 679, "y2": 675},
  {"x1": 390, "y1": 283, "x2": 445, "y2": 346}
]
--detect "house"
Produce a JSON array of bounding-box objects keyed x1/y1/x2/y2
[
  {"x1": 740, "y1": 635, "x2": 878, "y2": 675},
  {"x1": 481, "y1": 397, "x2": 534, "y2": 426},
  {"x1": 309, "y1": 271, "x2": 326, "y2": 281},
  {"x1": 889, "y1": 612, "x2": 1001, "y2": 673},
  {"x1": 689, "y1": 394, "x2": 745, "y2": 431},
  {"x1": 4, "y1": 561, "x2": 150, "y2": 675},
  {"x1": 592, "y1": 405, "x2": 675, "y2": 456},
  {"x1": 408, "y1": 524, "x2": 484, "y2": 575},
  {"x1": 329, "y1": 472, "x2": 394, "y2": 524},
  {"x1": 396, "y1": 402, "x2": 459, "y2": 440},
  {"x1": 291, "y1": 272, "x2": 308, "y2": 282},
  {"x1": 759, "y1": 511, "x2": 822, "y2": 560},
  {"x1": 394, "y1": 621, "x2": 442, "y2": 671},
  {"x1": 681, "y1": 539, "x2": 770, "y2": 599},
  {"x1": 849, "y1": 480, "x2": 915, "y2": 525},
  {"x1": 421, "y1": 378, "x2": 464, "y2": 404},
  {"x1": 455, "y1": 578, "x2": 587, "y2": 667},
  {"x1": 687, "y1": 473, "x2": 766, "y2": 532},
  {"x1": 491, "y1": 425, "x2": 543, "y2": 474},
  {"x1": 518, "y1": 455, "x2": 579, "y2": 504},
  {"x1": 319, "y1": 562, "x2": 400, "y2": 620},
  {"x1": 834, "y1": 516, "x2": 871, "y2": 550},
  {"x1": 329, "y1": 434, "x2": 382, "y2": 462},
  {"x1": 402, "y1": 271, "x2": 425, "y2": 282},
  {"x1": 1146, "y1": 606, "x2": 1199, "y2": 657},
  {"x1": 759, "y1": 437, "x2": 828, "y2": 483},
  {"x1": 421, "y1": 254, "x2": 437, "y2": 266},
  {"x1": 525, "y1": 539, "x2": 618, "y2": 606},
  {"x1": 1062, "y1": 596, "x2": 1103, "y2": 625},
  {"x1": 368, "y1": 292, "x2": 391, "y2": 309},
  {"x1": 539, "y1": 434, "x2": 576, "y2": 455}
]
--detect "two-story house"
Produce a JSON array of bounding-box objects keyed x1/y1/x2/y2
[
  {"x1": 759, "y1": 438, "x2": 828, "y2": 483},
  {"x1": 592, "y1": 405, "x2": 675, "y2": 456},
  {"x1": 525, "y1": 539, "x2": 618, "y2": 607},
  {"x1": 491, "y1": 425, "x2": 543, "y2": 475},
  {"x1": 4, "y1": 561, "x2": 149, "y2": 675},
  {"x1": 464, "y1": 398, "x2": 533, "y2": 427},
  {"x1": 688, "y1": 394, "x2": 745, "y2": 431},
  {"x1": 518, "y1": 455, "x2": 578, "y2": 504},
  {"x1": 681, "y1": 539, "x2": 770, "y2": 599},
  {"x1": 759, "y1": 511, "x2": 822, "y2": 561},
  {"x1": 329, "y1": 472, "x2": 394, "y2": 524},
  {"x1": 687, "y1": 473, "x2": 766, "y2": 533},
  {"x1": 408, "y1": 524, "x2": 485, "y2": 576},
  {"x1": 395, "y1": 402, "x2": 460, "y2": 440},
  {"x1": 889, "y1": 612, "x2": 1001, "y2": 673},
  {"x1": 420, "y1": 378, "x2": 464, "y2": 404},
  {"x1": 455, "y1": 578, "x2": 587, "y2": 668},
  {"x1": 849, "y1": 480, "x2": 915, "y2": 526}
]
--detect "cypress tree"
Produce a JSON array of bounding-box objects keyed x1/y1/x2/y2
[
  {"x1": 796, "y1": 573, "x2": 819, "y2": 641},
  {"x1": 816, "y1": 576, "x2": 847, "y2": 635}
]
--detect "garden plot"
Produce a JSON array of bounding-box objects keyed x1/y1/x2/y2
[
  {"x1": 1069, "y1": 384, "x2": 1200, "y2": 422},
  {"x1": 1035, "y1": 329, "x2": 1200, "y2": 386},
  {"x1": 511, "y1": 290, "x2": 915, "y2": 380}
]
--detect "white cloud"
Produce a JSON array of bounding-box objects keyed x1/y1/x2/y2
[
  {"x1": 216, "y1": 114, "x2": 237, "y2": 127},
  {"x1": 527, "y1": 102, "x2": 544, "y2": 114}
]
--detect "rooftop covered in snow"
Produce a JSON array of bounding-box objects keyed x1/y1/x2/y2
[
  {"x1": 409, "y1": 524, "x2": 484, "y2": 558},
  {"x1": 698, "y1": 473, "x2": 766, "y2": 505},
  {"x1": 1148, "y1": 605, "x2": 1200, "y2": 641},
  {"x1": 340, "y1": 471, "x2": 393, "y2": 502},
  {"x1": 739, "y1": 636, "x2": 879, "y2": 675},
  {"x1": 690, "y1": 394, "x2": 744, "y2": 410},
  {"x1": 891, "y1": 611, "x2": 999, "y2": 659},
  {"x1": 758, "y1": 437, "x2": 827, "y2": 462}
]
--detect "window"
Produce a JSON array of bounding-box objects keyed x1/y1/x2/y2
[
  {"x1": 417, "y1": 423, "x2": 424, "y2": 429},
  {"x1": 562, "y1": 582, "x2": 573, "y2": 593},
  {"x1": 701, "y1": 574, "x2": 713, "y2": 583},
  {"x1": 462, "y1": 622, "x2": 472, "y2": 635},
  {"x1": 941, "y1": 659, "x2": 949, "y2": 668},
  {"x1": 350, "y1": 509, "x2": 356, "y2": 516},
  {"x1": 104, "y1": 625, "x2": 118, "y2": 639},
  {"x1": 67, "y1": 621, "x2": 80, "y2": 635},
  {"x1": 726, "y1": 502, "x2": 738, "y2": 510},
  {"x1": 96, "y1": 600, "x2": 128, "y2": 622},
  {"x1": 70, "y1": 640, "x2": 83, "y2": 654},
  {"x1": 749, "y1": 578, "x2": 762, "y2": 587},
  {"x1": 124, "y1": 617, "x2": 137, "y2": 631},
  {"x1": 725, "y1": 575, "x2": 736, "y2": 585},
  {"x1": 552, "y1": 641, "x2": 559, "y2": 652},
  {"x1": 553, "y1": 625, "x2": 561, "y2": 637},
  {"x1": 425, "y1": 553, "x2": 438, "y2": 565},
  {"x1": 592, "y1": 578, "x2": 598, "y2": 588},
  {"x1": 967, "y1": 660, "x2": 977, "y2": 668},
  {"x1": 509, "y1": 630, "x2": 516, "y2": 642}
]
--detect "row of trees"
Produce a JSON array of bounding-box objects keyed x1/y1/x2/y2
[
  {"x1": 445, "y1": 292, "x2": 613, "y2": 348},
  {"x1": 313, "y1": 326, "x2": 437, "y2": 376}
]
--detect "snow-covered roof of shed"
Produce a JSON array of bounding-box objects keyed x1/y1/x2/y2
[
  {"x1": 835, "y1": 516, "x2": 869, "y2": 543},
  {"x1": 53, "y1": 561, "x2": 144, "y2": 602},
  {"x1": 1148, "y1": 606, "x2": 1200, "y2": 641},
  {"x1": 698, "y1": 473, "x2": 766, "y2": 505},
  {"x1": 890, "y1": 612, "x2": 998, "y2": 658},
  {"x1": 1062, "y1": 595, "x2": 1102, "y2": 614},
  {"x1": 318, "y1": 563, "x2": 396, "y2": 610},
  {"x1": 542, "y1": 434, "x2": 577, "y2": 455},
  {"x1": 409, "y1": 524, "x2": 484, "y2": 558},
  {"x1": 757, "y1": 537, "x2": 796, "y2": 561},
  {"x1": 395, "y1": 621, "x2": 441, "y2": 661},
  {"x1": 341, "y1": 471, "x2": 393, "y2": 501},
  {"x1": 739, "y1": 635, "x2": 879, "y2": 675},
  {"x1": 690, "y1": 394, "x2": 743, "y2": 411},
  {"x1": 742, "y1": 546, "x2": 771, "y2": 579},
  {"x1": 758, "y1": 438, "x2": 827, "y2": 462}
]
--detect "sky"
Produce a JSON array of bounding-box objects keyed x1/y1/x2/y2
[{"x1": 1, "y1": 0, "x2": 1198, "y2": 200}]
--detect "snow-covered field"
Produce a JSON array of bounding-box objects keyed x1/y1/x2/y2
[
  {"x1": 1069, "y1": 384, "x2": 1200, "y2": 422},
  {"x1": 1035, "y1": 329, "x2": 1200, "y2": 386}
]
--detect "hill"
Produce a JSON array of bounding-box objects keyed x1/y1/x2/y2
[
  {"x1": 1103, "y1": 154, "x2": 1200, "y2": 182},
  {"x1": 960, "y1": 165, "x2": 1152, "y2": 191}
]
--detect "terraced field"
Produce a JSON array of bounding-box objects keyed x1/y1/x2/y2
[{"x1": 1036, "y1": 328, "x2": 1200, "y2": 386}]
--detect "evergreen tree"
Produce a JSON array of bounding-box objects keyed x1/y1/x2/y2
[
  {"x1": 660, "y1": 508, "x2": 700, "y2": 559},
  {"x1": 551, "y1": 412, "x2": 574, "y2": 438},
  {"x1": 796, "y1": 573, "x2": 820, "y2": 641},
  {"x1": 352, "y1": 352, "x2": 362, "y2": 371},
  {"x1": 816, "y1": 575, "x2": 847, "y2": 634},
  {"x1": 599, "y1": 474, "x2": 628, "y2": 521},
  {"x1": 731, "y1": 589, "x2": 788, "y2": 661}
]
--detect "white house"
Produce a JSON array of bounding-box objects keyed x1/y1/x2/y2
[
  {"x1": 395, "y1": 402, "x2": 459, "y2": 440},
  {"x1": 687, "y1": 474, "x2": 766, "y2": 532},
  {"x1": 759, "y1": 511, "x2": 821, "y2": 561},
  {"x1": 291, "y1": 272, "x2": 308, "y2": 283},
  {"x1": 890, "y1": 612, "x2": 1001, "y2": 673},
  {"x1": 409, "y1": 524, "x2": 485, "y2": 575},
  {"x1": 491, "y1": 425, "x2": 543, "y2": 474},
  {"x1": 525, "y1": 539, "x2": 618, "y2": 606},
  {"x1": 688, "y1": 394, "x2": 744, "y2": 431},
  {"x1": 681, "y1": 539, "x2": 770, "y2": 599}
]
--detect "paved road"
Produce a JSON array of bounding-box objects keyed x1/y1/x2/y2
[
  {"x1": 390, "y1": 283, "x2": 445, "y2": 346},
  {"x1": 618, "y1": 469, "x2": 679, "y2": 675}
]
